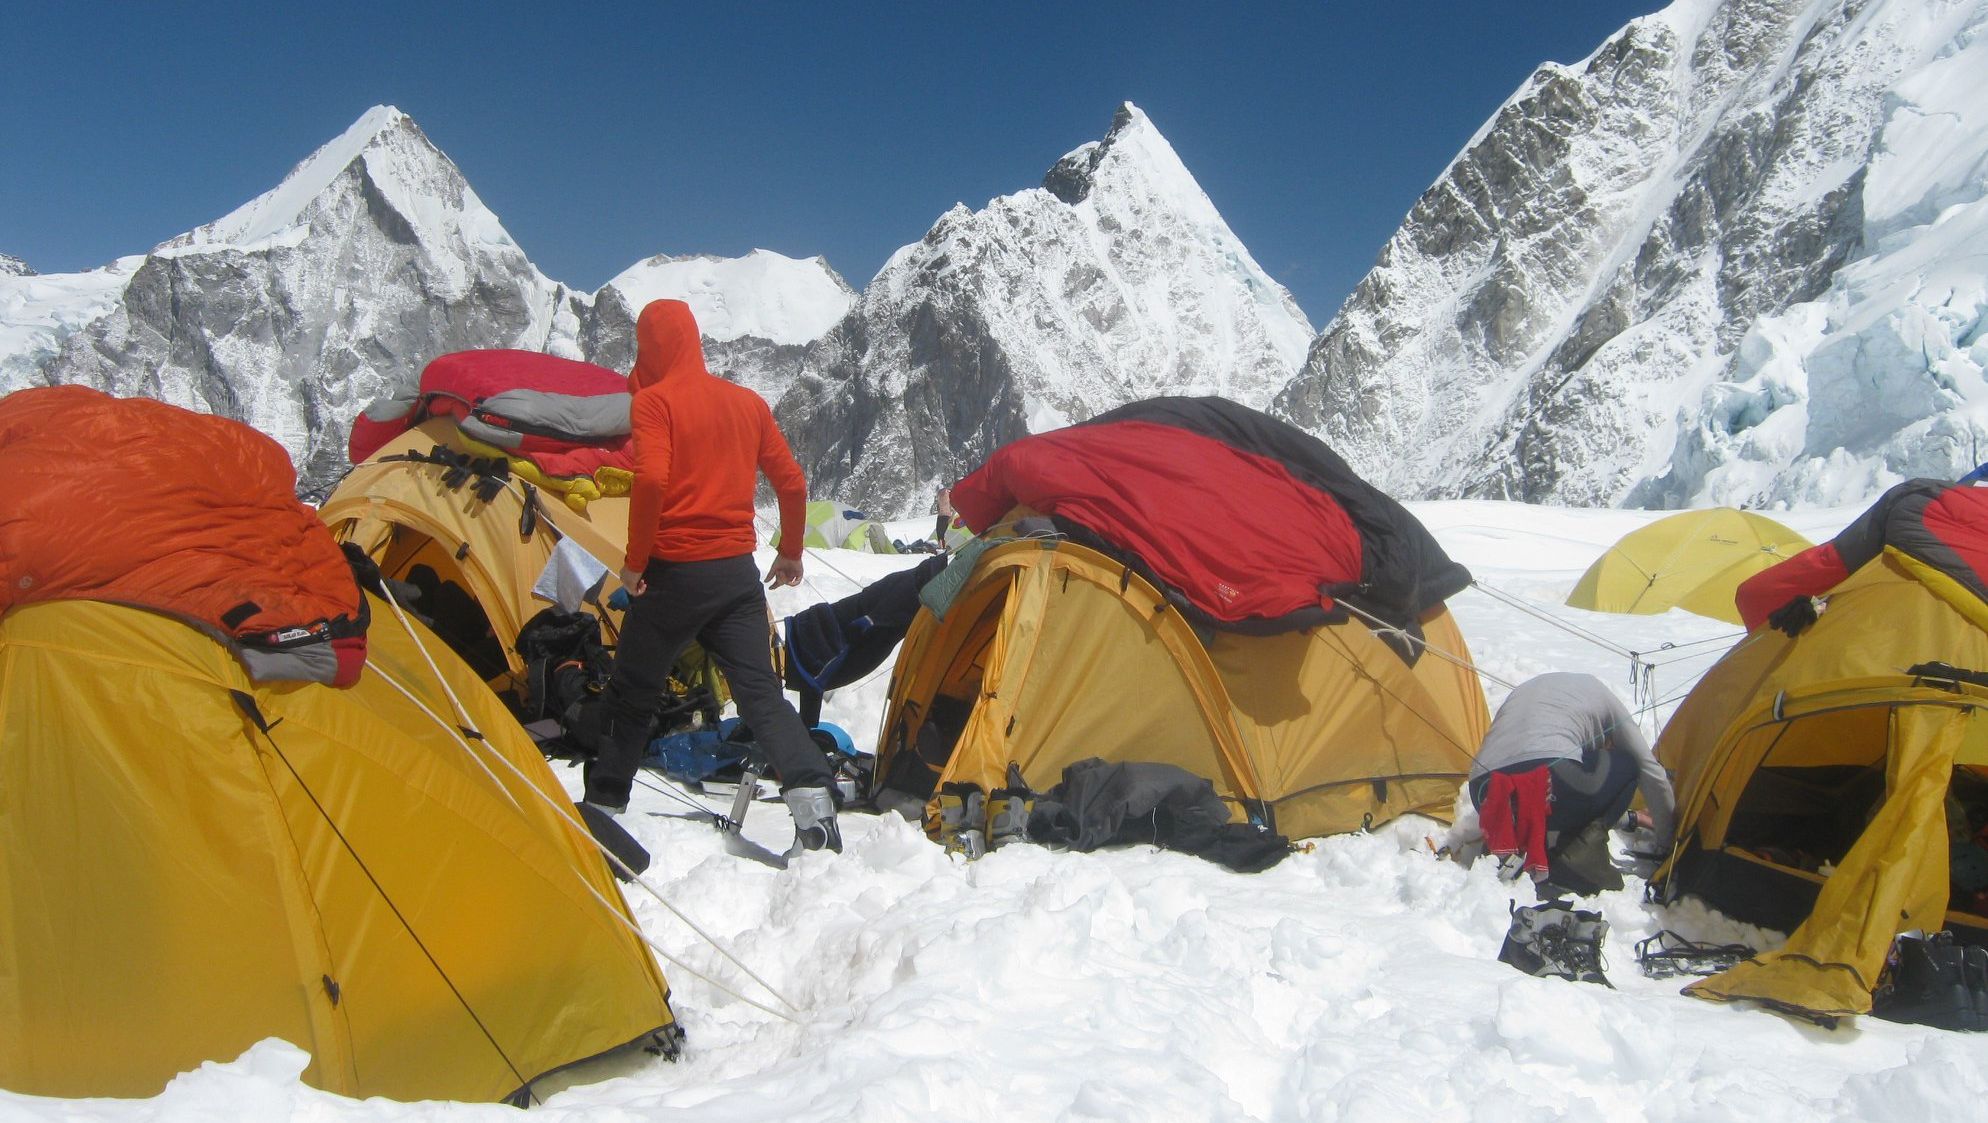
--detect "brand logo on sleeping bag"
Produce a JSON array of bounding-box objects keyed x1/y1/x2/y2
[{"x1": 1215, "y1": 581, "x2": 1241, "y2": 605}]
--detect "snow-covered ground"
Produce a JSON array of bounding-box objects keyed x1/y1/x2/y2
[{"x1": 13, "y1": 500, "x2": 1988, "y2": 1122}]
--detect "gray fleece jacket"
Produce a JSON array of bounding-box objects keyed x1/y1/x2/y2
[{"x1": 1469, "y1": 672, "x2": 1676, "y2": 850}]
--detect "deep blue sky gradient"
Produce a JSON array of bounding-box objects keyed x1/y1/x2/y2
[{"x1": 5, "y1": 1, "x2": 1661, "y2": 323}]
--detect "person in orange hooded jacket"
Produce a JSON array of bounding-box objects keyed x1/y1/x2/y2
[{"x1": 578, "y1": 299, "x2": 840, "y2": 855}]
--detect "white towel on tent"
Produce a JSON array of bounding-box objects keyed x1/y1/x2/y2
[{"x1": 533, "y1": 537, "x2": 611, "y2": 613}]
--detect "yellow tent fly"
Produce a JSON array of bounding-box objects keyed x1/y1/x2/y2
[
  {"x1": 0, "y1": 595, "x2": 675, "y2": 1101},
  {"x1": 1566, "y1": 508, "x2": 1811, "y2": 625},
  {"x1": 874, "y1": 536, "x2": 1490, "y2": 842},
  {"x1": 1653, "y1": 548, "x2": 1988, "y2": 1019}
]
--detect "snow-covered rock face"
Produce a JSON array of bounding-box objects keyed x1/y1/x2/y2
[
  {"x1": 777, "y1": 102, "x2": 1315, "y2": 516},
  {"x1": 1650, "y1": 3, "x2": 1988, "y2": 506},
  {"x1": 0, "y1": 254, "x2": 32, "y2": 277},
  {"x1": 2, "y1": 108, "x2": 851, "y2": 498},
  {"x1": 0, "y1": 256, "x2": 139, "y2": 390},
  {"x1": 1278, "y1": 0, "x2": 1988, "y2": 508},
  {"x1": 21, "y1": 107, "x2": 577, "y2": 495}
]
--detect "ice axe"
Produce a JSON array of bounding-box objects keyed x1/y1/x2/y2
[{"x1": 716, "y1": 743, "x2": 788, "y2": 870}]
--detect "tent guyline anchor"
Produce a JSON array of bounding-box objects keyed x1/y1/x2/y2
[
  {"x1": 371, "y1": 584, "x2": 803, "y2": 1022},
  {"x1": 1467, "y1": 577, "x2": 1743, "y2": 729}
]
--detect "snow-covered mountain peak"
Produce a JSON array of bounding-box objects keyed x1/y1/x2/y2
[
  {"x1": 601, "y1": 249, "x2": 855, "y2": 346},
  {"x1": 0, "y1": 254, "x2": 32, "y2": 278},
  {"x1": 777, "y1": 103, "x2": 1315, "y2": 514},
  {"x1": 1043, "y1": 103, "x2": 1221, "y2": 228},
  {"x1": 17, "y1": 106, "x2": 569, "y2": 494},
  {"x1": 160, "y1": 105, "x2": 516, "y2": 261}
]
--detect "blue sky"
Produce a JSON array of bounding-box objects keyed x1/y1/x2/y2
[{"x1": 5, "y1": 2, "x2": 1661, "y2": 323}]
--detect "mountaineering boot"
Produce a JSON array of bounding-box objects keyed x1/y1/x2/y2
[
  {"x1": 1498, "y1": 901, "x2": 1612, "y2": 986},
  {"x1": 783, "y1": 786, "x2": 843, "y2": 858},
  {"x1": 1497, "y1": 901, "x2": 1553, "y2": 977},
  {"x1": 1558, "y1": 908, "x2": 1613, "y2": 987},
  {"x1": 987, "y1": 777, "x2": 1035, "y2": 850},
  {"x1": 1872, "y1": 932, "x2": 1988, "y2": 1030},
  {"x1": 935, "y1": 782, "x2": 987, "y2": 859}
]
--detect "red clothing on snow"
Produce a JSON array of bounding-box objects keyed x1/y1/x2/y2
[
  {"x1": 1481, "y1": 766, "x2": 1552, "y2": 876},
  {"x1": 623, "y1": 299, "x2": 806, "y2": 570}
]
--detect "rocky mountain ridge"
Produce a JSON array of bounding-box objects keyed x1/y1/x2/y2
[
  {"x1": 775, "y1": 103, "x2": 1315, "y2": 513},
  {"x1": 1, "y1": 102, "x2": 1307, "y2": 511},
  {"x1": 1275, "y1": 0, "x2": 1988, "y2": 509}
]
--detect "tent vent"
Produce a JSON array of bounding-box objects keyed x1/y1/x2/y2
[{"x1": 230, "y1": 690, "x2": 273, "y2": 734}]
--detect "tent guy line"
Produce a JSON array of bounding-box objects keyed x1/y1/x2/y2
[{"x1": 371, "y1": 584, "x2": 803, "y2": 1021}]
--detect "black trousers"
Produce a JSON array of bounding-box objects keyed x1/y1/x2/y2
[
  {"x1": 583, "y1": 554, "x2": 832, "y2": 808},
  {"x1": 1469, "y1": 748, "x2": 1639, "y2": 893}
]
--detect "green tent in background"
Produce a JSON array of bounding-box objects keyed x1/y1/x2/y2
[{"x1": 775, "y1": 501, "x2": 900, "y2": 553}]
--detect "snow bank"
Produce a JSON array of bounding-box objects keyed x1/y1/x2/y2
[{"x1": 0, "y1": 258, "x2": 140, "y2": 390}]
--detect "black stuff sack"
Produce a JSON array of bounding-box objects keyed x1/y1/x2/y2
[{"x1": 1871, "y1": 931, "x2": 1988, "y2": 1031}]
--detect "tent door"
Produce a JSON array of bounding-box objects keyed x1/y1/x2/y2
[{"x1": 378, "y1": 528, "x2": 511, "y2": 686}]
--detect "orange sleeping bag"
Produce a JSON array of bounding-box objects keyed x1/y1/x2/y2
[{"x1": 0, "y1": 386, "x2": 366, "y2": 685}]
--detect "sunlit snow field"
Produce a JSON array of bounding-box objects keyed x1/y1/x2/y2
[{"x1": 11, "y1": 499, "x2": 1988, "y2": 1123}]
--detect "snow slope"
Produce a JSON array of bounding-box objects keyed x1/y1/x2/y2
[
  {"x1": 13, "y1": 500, "x2": 1988, "y2": 1122},
  {"x1": 0, "y1": 257, "x2": 140, "y2": 390},
  {"x1": 602, "y1": 251, "x2": 855, "y2": 347}
]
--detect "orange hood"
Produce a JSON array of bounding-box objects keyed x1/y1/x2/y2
[{"x1": 629, "y1": 299, "x2": 710, "y2": 392}]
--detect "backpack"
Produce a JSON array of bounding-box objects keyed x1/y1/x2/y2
[{"x1": 513, "y1": 607, "x2": 613, "y2": 724}]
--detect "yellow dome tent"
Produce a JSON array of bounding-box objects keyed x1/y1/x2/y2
[
  {"x1": 873, "y1": 536, "x2": 1490, "y2": 841},
  {"x1": 0, "y1": 594, "x2": 675, "y2": 1102},
  {"x1": 319, "y1": 420, "x2": 721, "y2": 711},
  {"x1": 1651, "y1": 549, "x2": 1988, "y2": 1020},
  {"x1": 1566, "y1": 509, "x2": 1811, "y2": 624}
]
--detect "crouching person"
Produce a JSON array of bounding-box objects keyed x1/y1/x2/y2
[
  {"x1": 578, "y1": 298, "x2": 840, "y2": 857},
  {"x1": 1469, "y1": 672, "x2": 1674, "y2": 895}
]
